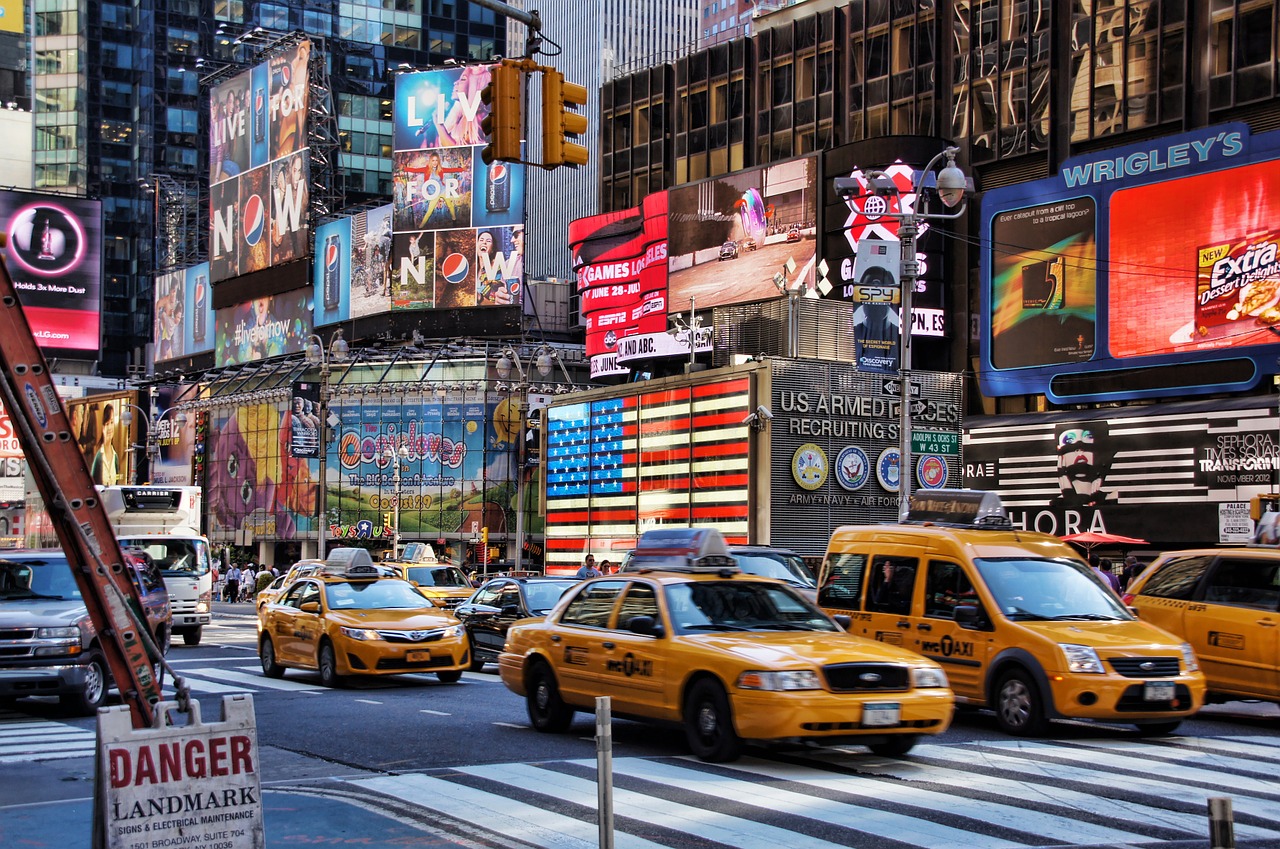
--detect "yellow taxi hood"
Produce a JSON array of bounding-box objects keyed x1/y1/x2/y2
[
  {"x1": 1012, "y1": 617, "x2": 1182, "y2": 648},
  {"x1": 324, "y1": 608, "x2": 460, "y2": 629},
  {"x1": 694, "y1": 632, "x2": 930, "y2": 666}
]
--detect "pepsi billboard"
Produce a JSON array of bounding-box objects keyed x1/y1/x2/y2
[
  {"x1": 313, "y1": 204, "x2": 393, "y2": 323},
  {"x1": 208, "y1": 39, "x2": 312, "y2": 284},
  {"x1": 154, "y1": 262, "x2": 215, "y2": 363},
  {"x1": 0, "y1": 190, "x2": 103, "y2": 358},
  {"x1": 389, "y1": 65, "x2": 526, "y2": 310}
]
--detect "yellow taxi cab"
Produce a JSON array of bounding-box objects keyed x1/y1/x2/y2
[
  {"x1": 817, "y1": 490, "x2": 1205, "y2": 736},
  {"x1": 499, "y1": 528, "x2": 954, "y2": 763},
  {"x1": 1124, "y1": 547, "x2": 1280, "y2": 706},
  {"x1": 257, "y1": 547, "x2": 469, "y2": 687},
  {"x1": 382, "y1": 542, "x2": 474, "y2": 610}
]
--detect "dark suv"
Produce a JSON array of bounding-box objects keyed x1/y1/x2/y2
[
  {"x1": 621, "y1": 544, "x2": 817, "y2": 600},
  {"x1": 0, "y1": 549, "x2": 171, "y2": 715}
]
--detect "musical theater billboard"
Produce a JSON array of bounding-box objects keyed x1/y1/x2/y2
[{"x1": 208, "y1": 39, "x2": 312, "y2": 283}]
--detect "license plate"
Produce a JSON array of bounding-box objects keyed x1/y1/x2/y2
[
  {"x1": 862, "y1": 703, "x2": 901, "y2": 727},
  {"x1": 406, "y1": 650, "x2": 432, "y2": 663},
  {"x1": 1143, "y1": 681, "x2": 1175, "y2": 702}
]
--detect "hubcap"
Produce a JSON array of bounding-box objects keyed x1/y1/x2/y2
[
  {"x1": 697, "y1": 704, "x2": 717, "y2": 737},
  {"x1": 84, "y1": 661, "x2": 104, "y2": 703},
  {"x1": 535, "y1": 681, "x2": 550, "y2": 713},
  {"x1": 1001, "y1": 680, "x2": 1031, "y2": 727}
]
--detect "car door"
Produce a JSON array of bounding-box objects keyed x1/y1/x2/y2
[
  {"x1": 483, "y1": 581, "x2": 521, "y2": 656},
  {"x1": 861, "y1": 551, "x2": 923, "y2": 649},
  {"x1": 265, "y1": 582, "x2": 308, "y2": 664},
  {"x1": 552, "y1": 580, "x2": 626, "y2": 704},
  {"x1": 456, "y1": 581, "x2": 503, "y2": 655},
  {"x1": 597, "y1": 580, "x2": 665, "y2": 715},
  {"x1": 275, "y1": 581, "x2": 323, "y2": 665},
  {"x1": 1195, "y1": 556, "x2": 1280, "y2": 698},
  {"x1": 917, "y1": 559, "x2": 990, "y2": 699}
]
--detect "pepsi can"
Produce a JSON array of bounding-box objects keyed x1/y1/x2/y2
[
  {"x1": 323, "y1": 234, "x2": 341, "y2": 309},
  {"x1": 193, "y1": 274, "x2": 208, "y2": 342},
  {"x1": 486, "y1": 162, "x2": 510, "y2": 213},
  {"x1": 253, "y1": 87, "x2": 266, "y2": 143}
]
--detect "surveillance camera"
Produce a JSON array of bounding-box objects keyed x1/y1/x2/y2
[
  {"x1": 833, "y1": 177, "x2": 860, "y2": 199},
  {"x1": 755, "y1": 405, "x2": 773, "y2": 421},
  {"x1": 742, "y1": 412, "x2": 758, "y2": 425}
]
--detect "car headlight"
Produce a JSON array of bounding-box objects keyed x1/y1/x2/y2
[
  {"x1": 736, "y1": 670, "x2": 823, "y2": 691},
  {"x1": 339, "y1": 626, "x2": 380, "y2": 641},
  {"x1": 912, "y1": 666, "x2": 949, "y2": 689},
  {"x1": 1059, "y1": 643, "x2": 1104, "y2": 673},
  {"x1": 37, "y1": 627, "x2": 80, "y2": 639},
  {"x1": 442, "y1": 624, "x2": 465, "y2": 638},
  {"x1": 1180, "y1": 642, "x2": 1200, "y2": 673}
]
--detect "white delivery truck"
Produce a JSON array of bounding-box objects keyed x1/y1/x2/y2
[{"x1": 99, "y1": 485, "x2": 214, "y2": 645}]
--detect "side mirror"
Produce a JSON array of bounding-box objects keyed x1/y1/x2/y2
[
  {"x1": 954, "y1": 603, "x2": 982, "y2": 629},
  {"x1": 300, "y1": 601, "x2": 320, "y2": 613},
  {"x1": 626, "y1": 614, "x2": 664, "y2": 638},
  {"x1": 833, "y1": 614, "x2": 852, "y2": 631}
]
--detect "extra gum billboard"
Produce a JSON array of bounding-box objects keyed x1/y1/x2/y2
[{"x1": 980, "y1": 122, "x2": 1280, "y2": 403}]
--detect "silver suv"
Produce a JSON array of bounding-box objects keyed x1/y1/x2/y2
[{"x1": 0, "y1": 549, "x2": 171, "y2": 715}]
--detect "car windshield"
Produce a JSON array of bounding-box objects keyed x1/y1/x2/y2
[
  {"x1": 405, "y1": 565, "x2": 471, "y2": 588},
  {"x1": 119, "y1": 537, "x2": 210, "y2": 577},
  {"x1": 0, "y1": 555, "x2": 81, "y2": 600},
  {"x1": 324, "y1": 579, "x2": 435, "y2": 610},
  {"x1": 523, "y1": 580, "x2": 577, "y2": 613},
  {"x1": 733, "y1": 552, "x2": 816, "y2": 588},
  {"x1": 974, "y1": 557, "x2": 1133, "y2": 621},
  {"x1": 664, "y1": 581, "x2": 837, "y2": 633}
]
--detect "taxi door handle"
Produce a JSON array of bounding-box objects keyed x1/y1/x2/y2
[
  {"x1": 1260, "y1": 620, "x2": 1277, "y2": 627},
  {"x1": 602, "y1": 642, "x2": 616, "y2": 649},
  {"x1": 916, "y1": 623, "x2": 932, "y2": 632},
  {"x1": 896, "y1": 620, "x2": 911, "y2": 629},
  {"x1": 550, "y1": 634, "x2": 561, "y2": 643}
]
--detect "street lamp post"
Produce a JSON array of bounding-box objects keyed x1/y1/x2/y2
[
  {"x1": 835, "y1": 147, "x2": 969, "y2": 522},
  {"x1": 120, "y1": 404, "x2": 189, "y2": 485},
  {"x1": 382, "y1": 444, "x2": 409, "y2": 560},
  {"x1": 306, "y1": 329, "x2": 350, "y2": 559}
]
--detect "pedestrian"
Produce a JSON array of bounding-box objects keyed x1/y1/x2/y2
[
  {"x1": 241, "y1": 563, "x2": 256, "y2": 601},
  {"x1": 1121, "y1": 554, "x2": 1144, "y2": 589},
  {"x1": 600, "y1": 559, "x2": 614, "y2": 575},
  {"x1": 575, "y1": 554, "x2": 601, "y2": 579},
  {"x1": 1092, "y1": 556, "x2": 1120, "y2": 592},
  {"x1": 224, "y1": 562, "x2": 242, "y2": 603}
]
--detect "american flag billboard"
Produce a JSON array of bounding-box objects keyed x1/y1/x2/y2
[{"x1": 544, "y1": 376, "x2": 752, "y2": 573}]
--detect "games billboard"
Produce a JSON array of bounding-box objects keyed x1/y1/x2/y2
[
  {"x1": 980, "y1": 122, "x2": 1280, "y2": 402},
  {"x1": 0, "y1": 190, "x2": 103, "y2": 358},
  {"x1": 666, "y1": 156, "x2": 817, "y2": 309},
  {"x1": 390, "y1": 65, "x2": 526, "y2": 311},
  {"x1": 208, "y1": 39, "x2": 312, "y2": 283}
]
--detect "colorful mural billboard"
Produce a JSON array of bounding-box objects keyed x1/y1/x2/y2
[
  {"x1": 0, "y1": 190, "x2": 103, "y2": 358},
  {"x1": 980, "y1": 122, "x2": 1280, "y2": 402},
  {"x1": 208, "y1": 39, "x2": 312, "y2": 283},
  {"x1": 65, "y1": 392, "x2": 139, "y2": 488}
]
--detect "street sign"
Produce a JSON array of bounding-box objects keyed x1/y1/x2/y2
[
  {"x1": 912, "y1": 431, "x2": 959, "y2": 456},
  {"x1": 881, "y1": 378, "x2": 921, "y2": 398},
  {"x1": 96, "y1": 695, "x2": 264, "y2": 849}
]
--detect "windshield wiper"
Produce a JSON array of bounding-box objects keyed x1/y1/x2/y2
[
  {"x1": 1004, "y1": 607, "x2": 1050, "y2": 621},
  {"x1": 1049, "y1": 613, "x2": 1124, "y2": 621},
  {"x1": 684, "y1": 623, "x2": 751, "y2": 631},
  {"x1": 754, "y1": 622, "x2": 818, "y2": 631},
  {"x1": 8, "y1": 591, "x2": 68, "y2": 600}
]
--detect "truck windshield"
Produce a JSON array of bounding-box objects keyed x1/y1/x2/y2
[
  {"x1": 974, "y1": 557, "x2": 1132, "y2": 621},
  {"x1": 118, "y1": 538, "x2": 210, "y2": 577}
]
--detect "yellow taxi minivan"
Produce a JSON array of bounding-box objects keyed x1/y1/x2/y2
[
  {"x1": 817, "y1": 490, "x2": 1205, "y2": 736},
  {"x1": 1124, "y1": 547, "x2": 1280, "y2": 706}
]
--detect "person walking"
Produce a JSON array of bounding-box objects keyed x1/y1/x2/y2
[
  {"x1": 241, "y1": 563, "x2": 257, "y2": 601},
  {"x1": 1092, "y1": 556, "x2": 1121, "y2": 593},
  {"x1": 224, "y1": 562, "x2": 242, "y2": 604},
  {"x1": 575, "y1": 555, "x2": 601, "y2": 579},
  {"x1": 1121, "y1": 554, "x2": 1145, "y2": 590}
]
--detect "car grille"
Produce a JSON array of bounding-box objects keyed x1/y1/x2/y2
[
  {"x1": 375, "y1": 629, "x2": 447, "y2": 643},
  {"x1": 822, "y1": 663, "x2": 910, "y2": 692},
  {"x1": 435, "y1": 598, "x2": 464, "y2": 609},
  {"x1": 1109, "y1": 657, "x2": 1180, "y2": 678},
  {"x1": 0, "y1": 628, "x2": 38, "y2": 641},
  {"x1": 375, "y1": 655, "x2": 456, "y2": 670},
  {"x1": 1113, "y1": 683, "x2": 1195, "y2": 712}
]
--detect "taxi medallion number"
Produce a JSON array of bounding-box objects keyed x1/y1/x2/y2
[
  {"x1": 407, "y1": 650, "x2": 432, "y2": 662},
  {"x1": 861, "y1": 703, "x2": 901, "y2": 727},
  {"x1": 1143, "y1": 681, "x2": 1175, "y2": 701}
]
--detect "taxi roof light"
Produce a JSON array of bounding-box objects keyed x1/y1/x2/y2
[{"x1": 904, "y1": 489, "x2": 1012, "y2": 529}]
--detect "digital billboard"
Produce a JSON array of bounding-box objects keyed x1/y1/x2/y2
[
  {"x1": 150, "y1": 384, "x2": 199, "y2": 486},
  {"x1": 313, "y1": 204, "x2": 394, "y2": 324},
  {"x1": 390, "y1": 65, "x2": 526, "y2": 311},
  {"x1": 0, "y1": 0, "x2": 24, "y2": 34},
  {"x1": 154, "y1": 262, "x2": 214, "y2": 363},
  {"x1": 214, "y1": 287, "x2": 313, "y2": 367},
  {"x1": 666, "y1": 156, "x2": 817, "y2": 310},
  {"x1": 0, "y1": 190, "x2": 103, "y2": 358},
  {"x1": 980, "y1": 122, "x2": 1280, "y2": 402},
  {"x1": 65, "y1": 392, "x2": 139, "y2": 488},
  {"x1": 208, "y1": 39, "x2": 312, "y2": 283},
  {"x1": 568, "y1": 193, "x2": 670, "y2": 378}
]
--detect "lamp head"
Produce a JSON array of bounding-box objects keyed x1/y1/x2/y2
[
  {"x1": 306, "y1": 336, "x2": 323, "y2": 366},
  {"x1": 330, "y1": 330, "x2": 350, "y2": 362},
  {"x1": 120, "y1": 406, "x2": 135, "y2": 427},
  {"x1": 935, "y1": 148, "x2": 968, "y2": 208}
]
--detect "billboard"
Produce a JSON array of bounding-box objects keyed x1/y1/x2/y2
[
  {"x1": 154, "y1": 262, "x2": 215, "y2": 363},
  {"x1": 980, "y1": 122, "x2": 1280, "y2": 402},
  {"x1": 390, "y1": 66, "x2": 526, "y2": 312},
  {"x1": 65, "y1": 392, "x2": 139, "y2": 488},
  {"x1": 149, "y1": 385, "x2": 198, "y2": 486},
  {"x1": 666, "y1": 156, "x2": 817, "y2": 309},
  {"x1": 0, "y1": 190, "x2": 103, "y2": 358},
  {"x1": 313, "y1": 204, "x2": 394, "y2": 324},
  {"x1": 0, "y1": 0, "x2": 23, "y2": 34},
  {"x1": 214, "y1": 287, "x2": 314, "y2": 367},
  {"x1": 208, "y1": 39, "x2": 312, "y2": 283}
]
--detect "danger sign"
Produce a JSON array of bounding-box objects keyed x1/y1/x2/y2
[{"x1": 96, "y1": 695, "x2": 264, "y2": 849}]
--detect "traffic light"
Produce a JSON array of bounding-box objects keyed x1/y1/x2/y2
[
  {"x1": 481, "y1": 527, "x2": 488, "y2": 549},
  {"x1": 480, "y1": 60, "x2": 522, "y2": 165},
  {"x1": 383, "y1": 512, "x2": 393, "y2": 531},
  {"x1": 541, "y1": 67, "x2": 589, "y2": 168}
]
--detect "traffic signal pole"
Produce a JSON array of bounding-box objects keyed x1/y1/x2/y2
[{"x1": 467, "y1": 0, "x2": 543, "y2": 58}]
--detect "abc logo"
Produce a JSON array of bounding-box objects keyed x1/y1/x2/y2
[
  {"x1": 325, "y1": 240, "x2": 340, "y2": 270},
  {"x1": 490, "y1": 164, "x2": 508, "y2": 184},
  {"x1": 242, "y1": 194, "x2": 266, "y2": 246},
  {"x1": 441, "y1": 252, "x2": 469, "y2": 285}
]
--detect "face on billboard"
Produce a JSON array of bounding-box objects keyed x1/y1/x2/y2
[
  {"x1": 270, "y1": 151, "x2": 310, "y2": 264},
  {"x1": 67, "y1": 393, "x2": 135, "y2": 487},
  {"x1": 210, "y1": 70, "x2": 252, "y2": 184},
  {"x1": 154, "y1": 269, "x2": 186, "y2": 363},
  {"x1": 269, "y1": 41, "x2": 311, "y2": 160},
  {"x1": 666, "y1": 158, "x2": 817, "y2": 310},
  {"x1": 208, "y1": 402, "x2": 315, "y2": 539},
  {"x1": 0, "y1": 190, "x2": 103, "y2": 358},
  {"x1": 214, "y1": 289, "x2": 314, "y2": 367}
]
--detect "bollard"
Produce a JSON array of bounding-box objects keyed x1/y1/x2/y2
[
  {"x1": 596, "y1": 696, "x2": 615, "y2": 849},
  {"x1": 1209, "y1": 797, "x2": 1235, "y2": 849}
]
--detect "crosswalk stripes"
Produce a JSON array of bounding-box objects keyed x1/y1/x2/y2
[
  {"x1": 0, "y1": 712, "x2": 96, "y2": 764},
  {"x1": 347, "y1": 736, "x2": 1280, "y2": 849}
]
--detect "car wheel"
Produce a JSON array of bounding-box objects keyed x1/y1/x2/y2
[
  {"x1": 995, "y1": 669, "x2": 1049, "y2": 736},
  {"x1": 684, "y1": 678, "x2": 743, "y2": 763},
  {"x1": 260, "y1": 635, "x2": 285, "y2": 678},
  {"x1": 182, "y1": 626, "x2": 203, "y2": 647},
  {"x1": 61, "y1": 650, "x2": 107, "y2": 716},
  {"x1": 317, "y1": 641, "x2": 344, "y2": 688},
  {"x1": 468, "y1": 636, "x2": 486, "y2": 672},
  {"x1": 867, "y1": 735, "x2": 919, "y2": 757},
  {"x1": 526, "y1": 661, "x2": 574, "y2": 733},
  {"x1": 1135, "y1": 720, "x2": 1181, "y2": 736},
  {"x1": 437, "y1": 670, "x2": 463, "y2": 683}
]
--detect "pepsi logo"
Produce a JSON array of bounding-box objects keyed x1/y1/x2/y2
[
  {"x1": 441, "y1": 252, "x2": 469, "y2": 285},
  {"x1": 242, "y1": 194, "x2": 266, "y2": 246},
  {"x1": 325, "y1": 241, "x2": 340, "y2": 270},
  {"x1": 490, "y1": 164, "x2": 508, "y2": 184},
  {"x1": 7, "y1": 204, "x2": 85, "y2": 277}
]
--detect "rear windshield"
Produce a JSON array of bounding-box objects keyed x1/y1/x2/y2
[{"x1": 405, "y1": 565, "x2": 471, "y2": 588}]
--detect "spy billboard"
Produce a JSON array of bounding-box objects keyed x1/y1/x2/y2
[{"x1": 208, "y1": 39, "x2": 312, "y2": 283}]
